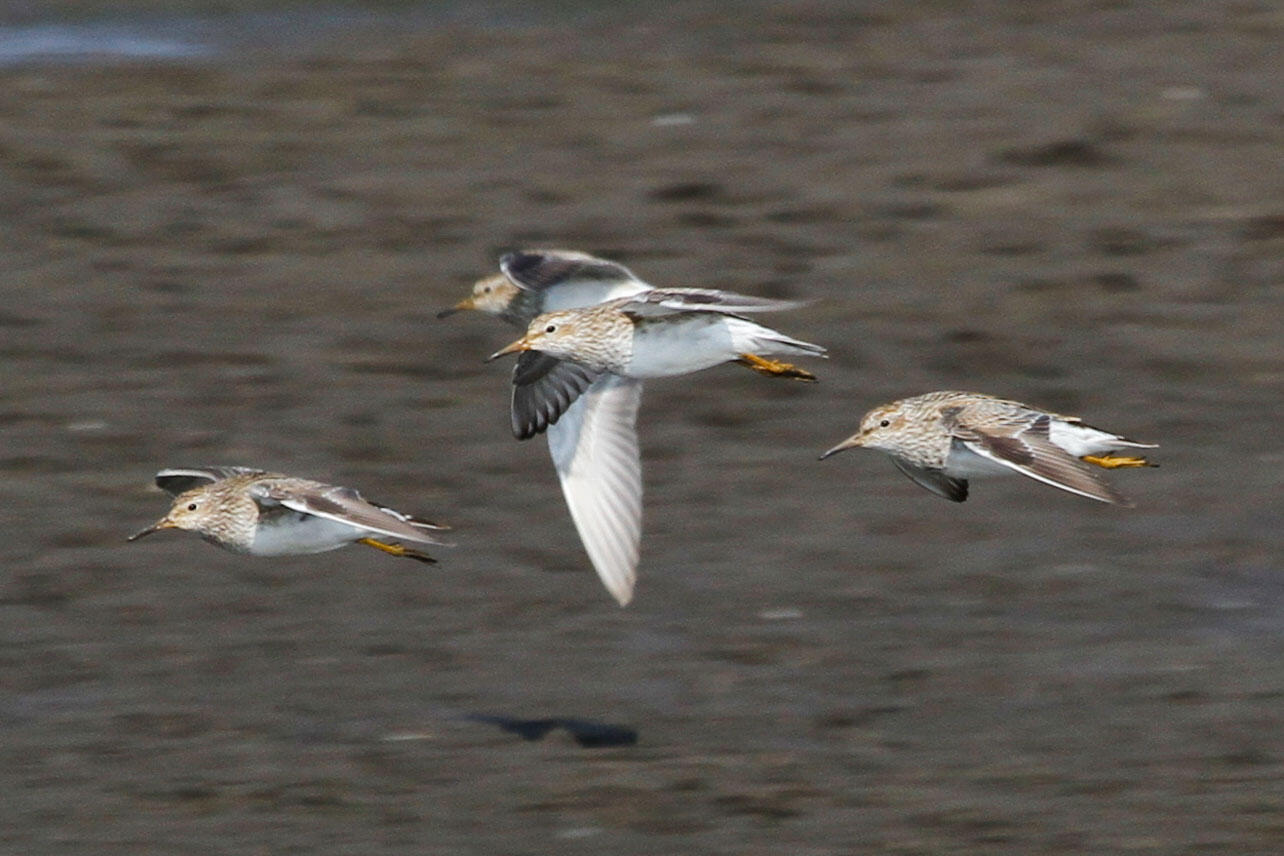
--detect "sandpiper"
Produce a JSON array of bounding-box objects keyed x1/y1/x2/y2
[
  {"x1": 820, "y1": 391, "x2": 1157, "y2": 504},
  {"x1": 128, "y1": 467, "x2": 450, "y2": 562},
  {"x1": 488, "y1": 289, "x2": 826, "y2": 605},
  {"x1": 439, "y1": 248, "x2": 808, "y2": 330},
  {"x1": 437, "y1": 250, "x2": 653, "y2": 326},
  {"x1": 441, "y1": 249, "x2": 822, "y2": 605}
]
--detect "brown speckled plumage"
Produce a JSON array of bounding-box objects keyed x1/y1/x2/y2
[{"x1": 822, "y1": 391, "x2": 1156, "y2": 504}]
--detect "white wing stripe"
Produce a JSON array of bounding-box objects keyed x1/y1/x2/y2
[
  {"x1": 272, "y1": 495, "x2": 447, "y2": 545},
  {"x1": 960, "y1": 439, "x2": 1122, "y2": 504}
]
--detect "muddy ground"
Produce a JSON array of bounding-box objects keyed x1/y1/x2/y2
[{"x1": 0, "y1": 1, "x2": 1281, "y2": 853}]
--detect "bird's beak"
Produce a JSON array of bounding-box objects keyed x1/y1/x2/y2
[
  {"x1": 488, "y1": 336, "x2": 531, "y2": 361},
  {"x1": 436, "y1": 296, "x2": 476, "y2": 319},
  {"x1": 127, "y1": 517, "x2": 176, "y2": 541},
  {"x1": 819, "y1": 434, "x2": 864, "y2": 460}
]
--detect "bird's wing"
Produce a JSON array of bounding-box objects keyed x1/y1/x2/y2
[
  {"x1": 648, "y1": 287, "x2": 807, "y2": 313},
  {"x1": 616, "y1": 288, "x2": 805, "y2": 318},
  {"x1": 546, "y1": 375, "x2": 644, "y2": 606},
  {"x1": 249, "y1": 480, "x2": 449, "y2": 545},
  {"x1": 511, "y1": 350, "x2": 602, "y2": 440},
  {"x1": 890, "y1": 457, "x2": 969, "y2": 502},
  {"x1": 500, "y1": 249, "x2": 644, "y2": 293},
  {"x1": 154, "y1": 466, "x2": 266, "y2": 495},
  {"x1": 955, "y1": 415, "x2": 1127, "y2": 505}
]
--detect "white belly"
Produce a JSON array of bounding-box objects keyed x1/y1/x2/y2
[
  {"x1": 249, "y1": 513, "x2": 359, "y2": 556},
  {"x1": 943, "y1": 442, "x2": 1016, "y2": 478},
  {"x1": 625, "y1": 316, "x2": 734, "y2": 378}
]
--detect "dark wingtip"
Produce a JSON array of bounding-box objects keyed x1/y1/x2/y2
[{"x1": 513, "y1": 420, "x2": 546, "y2": 441}]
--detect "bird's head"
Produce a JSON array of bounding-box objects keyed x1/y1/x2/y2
[
  {"x1": 820, "y1": 403, "x2": 906, "y2": 459},
  {"x1": 438, "y1": 273, "x2": 522, "y2": 319}
]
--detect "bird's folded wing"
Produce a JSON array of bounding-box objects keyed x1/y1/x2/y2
[
  {"x1": 500, "y1": 249, "x2": 643, "y2": 293},
  {"x1": 511, "y1": 350, "x2": 601, "y2": 440},
  {"x1": 616, "y1": 288, "x2": 805, "y2": 317},
  {"x1": 957, "y1": 415, "x2": 1126, "y2": 504},
  {"x1": 546, "y1": 375, "x2": 644, "y2": 606},
  {"x1": 249, "y1": 481, "x2": 447, "y2": 544},
  {"x1": 154, "y1": 466, "x2": 266, "y2": 495},
  {"x1": 891, "y1": 457, "x2": 969, "y2": 502}
]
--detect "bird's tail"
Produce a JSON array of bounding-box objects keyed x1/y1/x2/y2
[
  {"x1": 376, "y1": 505, "x2": 452, "y2": 532},
  {"x1": 728, "y1": 317, "x2": 827, "y2": 359}
]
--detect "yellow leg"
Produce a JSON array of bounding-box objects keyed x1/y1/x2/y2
[
  {"x1": 736, "y1": 353, "x2": 817, "y2": 382},
  {"x1": 359, "y1": 537, "x2": 437, "y2": 564},
  {"x1": 1081, "y1": 454, "x2": 1153, "y2": 469}
]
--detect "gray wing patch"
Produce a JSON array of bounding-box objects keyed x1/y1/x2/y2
[
  {"x1": 653, "y1": 288, "x2": 804, "y2": 313},
  {"x1": 154, "y1": 466, "x2": 265, "y2": 495},
  {"x1": 979, "y1": 432, "x2": 1036, "y2": 467},
  {"x1": 352, "y1": 486, "x2": 450, "y2": 530},
  {"x1": 964, "y1": 415, "x2": 1127, "y2": 504},
  {"x1": 500, "y1": 250, "x2": 639, "y2": 292},
  {"x1": 370, "y1": 504, "x2": 450, "y2": 531},
  {"x1": 617, "y1": 288, "x2": 804, "y2": 317},
  {"x1": 283, "y1": 488, "x2": 350, "y2": 518},
  {"x1": 309, "y1": 486, "x2": 447, "y2": 531},
  {"x1": 511, "y1": 350, "x2": 601, "y2": 440},
  {"x1": 891, "y1": 457, "x2": 969, "y2": 502},
  {"x1": 250, "y1": 481, "x2": 449, "y2": 545}
]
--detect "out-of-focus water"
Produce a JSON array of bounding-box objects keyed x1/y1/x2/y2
[
  {"x1": 0, "y1": 21, "x2": 211, "y2": 63},
  {"x1": 0, "y1": 1, "x2": 618, "y2": 66},
  {"x1": 0, "y1": 7, "x2": 394, "y2": 66}
]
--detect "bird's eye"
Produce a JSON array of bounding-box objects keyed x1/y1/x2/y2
[
  {"x1": 545, "y1": 324, "x2": 557, "y2": 333},
  {"x1": 879, "y1": 419, "x2": 890, "y2": 428},
  {"x1": 482, "y1": 286, "x2": 491, "y2": 294},
  {"x1": 187, "y1": 503, "x2": 198, "y2": 511}
]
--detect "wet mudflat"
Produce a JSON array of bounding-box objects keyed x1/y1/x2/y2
[{"x1": 0, "y1": 1, "x2": 1281, "y2": 853}]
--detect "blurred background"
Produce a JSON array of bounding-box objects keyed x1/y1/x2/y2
[{"x1": 0, "y1": 1, "x2": 1280, "y2": 853}]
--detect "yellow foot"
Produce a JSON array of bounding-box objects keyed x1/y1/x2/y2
[
  {"x1": 359, "y1": 537, "x2": 437, "y2": 564},
  {"x1": 1081, "y1": 454, "x2": 1153, "y2": 469},
  {"x1": 737, "y1": 353, "x2": 817, "y2": 382}
]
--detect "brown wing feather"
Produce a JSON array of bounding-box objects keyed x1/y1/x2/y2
[
  {"x1": 965, "y1": 416, "x2": 1128, "y2": 504},
  {"x1": 252, "y1": 480, "x2": 449, "y2": 545}
]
